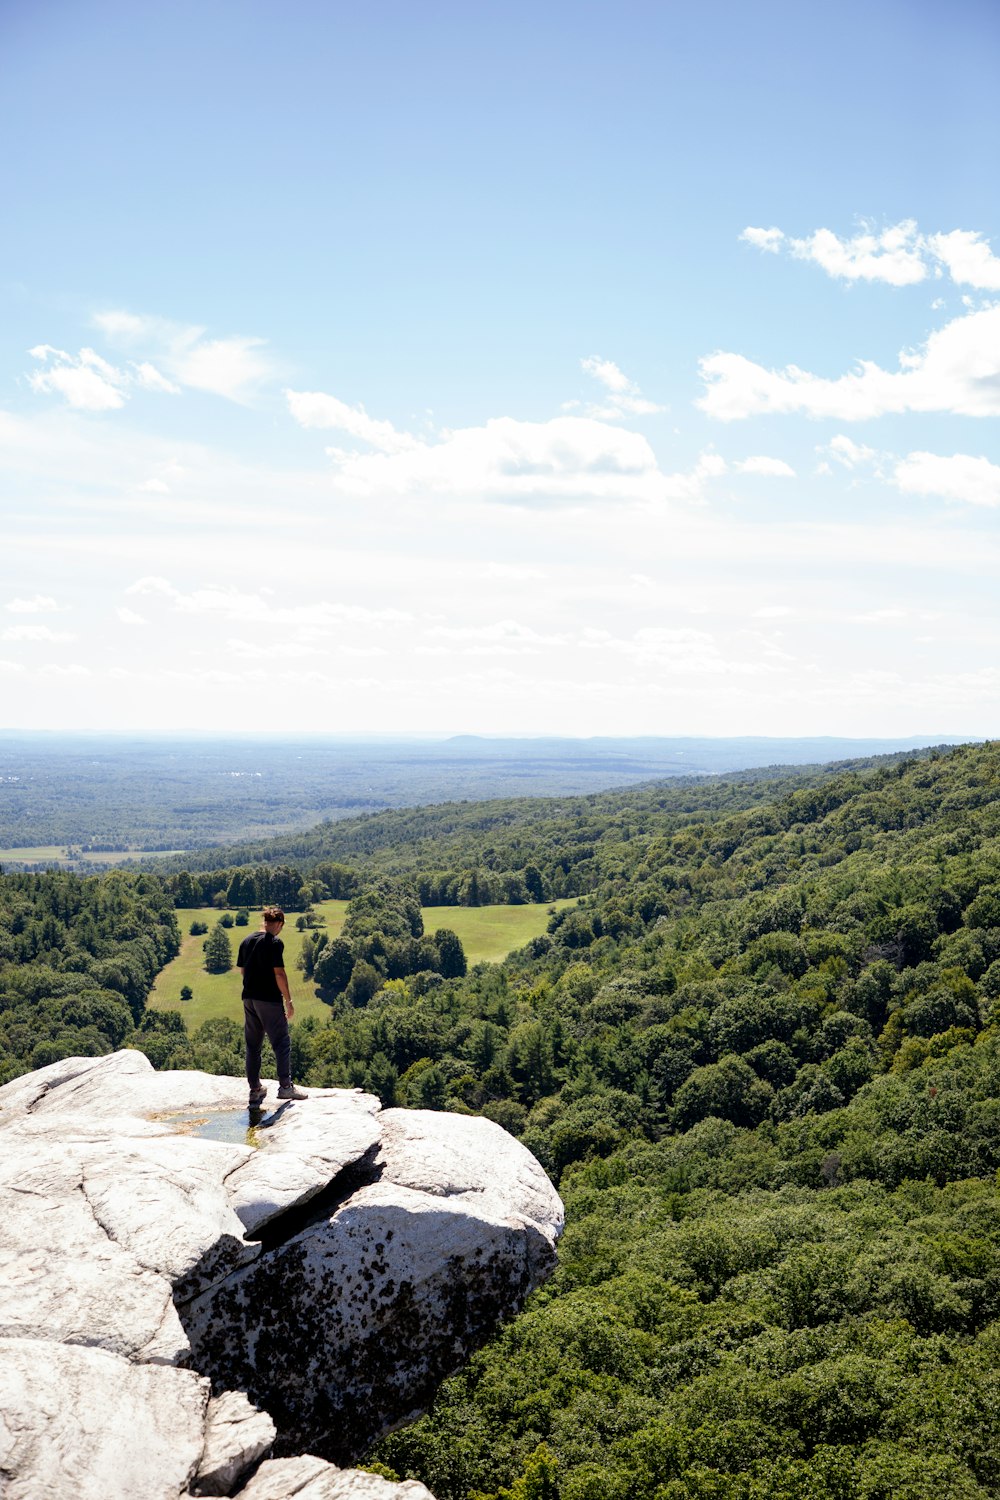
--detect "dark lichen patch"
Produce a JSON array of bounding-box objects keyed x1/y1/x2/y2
[{"x1": 176, "y1": 1195, "x2": 556, "y2": 1467}]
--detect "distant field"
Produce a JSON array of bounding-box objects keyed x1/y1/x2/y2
[
  {"x1": 149, "y1": 898, "x2": 576, "y2": 1033},
  {"x1": 420, "y1": 901, "x2": 576, "y2": 964},
  {"x1": 0, "y1": 845, "x2": 187, "y2": 868}
]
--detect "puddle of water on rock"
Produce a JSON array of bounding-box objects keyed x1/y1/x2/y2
[{"x1": 150, "y1": 1108, "x2": 262, "y2": 1148}]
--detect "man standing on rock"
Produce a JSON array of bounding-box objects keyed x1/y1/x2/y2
[{"x1": 237, "y1": 905, "x2": 306, "y2": 1107}]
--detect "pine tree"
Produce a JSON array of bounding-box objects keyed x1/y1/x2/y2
[{"x1": 203, "y1": 923, "x2": 233, "y2": 974}]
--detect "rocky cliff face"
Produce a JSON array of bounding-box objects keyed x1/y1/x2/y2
[{"x1": 0, "y1": 1051, "x2": 563, "y2": 1499}]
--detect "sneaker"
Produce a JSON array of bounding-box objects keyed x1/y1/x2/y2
[
  {"x1": 277, "y1": 1084, "x2": 307, "y2": 1100},
  {"x1": 248, "y1": 1085, "x2": 267, "y2": 1107}
]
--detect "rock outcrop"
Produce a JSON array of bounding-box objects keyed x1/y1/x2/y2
[{"x1": 0, "y1": 1051, "x2": 563, "y2": 1498}]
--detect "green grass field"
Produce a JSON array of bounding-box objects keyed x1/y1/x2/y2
[
  {"x1": 149, "y1": 898, "x2": 576, "y2": 1033},
  {"x1": 0, "y1": 846, "x2": 187, "y2": 867}
]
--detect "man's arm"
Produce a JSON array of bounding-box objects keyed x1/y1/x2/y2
[{"x1": 274, "y1": 967, "x2": 294, "y2": 1020}]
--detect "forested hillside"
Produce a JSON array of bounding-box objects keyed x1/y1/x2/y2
[
  {"x1": 150, "y1": 752, "x2": 927, "y2": 903},
  {"x1": 0, "y1": 870, "x2": 179, "y2": 1082},
  {"x1": 5, "y1": 741, "x2": 1000, "y2": 1494}
]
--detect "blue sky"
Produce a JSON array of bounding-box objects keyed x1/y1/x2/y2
[{"x1": 2, "y1": 0, "x2": 999, "y2": 735}]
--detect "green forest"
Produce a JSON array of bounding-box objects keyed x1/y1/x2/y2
[{"x1": 3, "y1": 741, "x2": 1000, "y2": 1495}]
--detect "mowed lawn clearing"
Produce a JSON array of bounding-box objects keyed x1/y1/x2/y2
[
  {"x1": 148, "y1": 898, "x2": 577, "y2": 1033},
  {"x1": 421, "y1": 900, "x2": 578, "y2": 964}
]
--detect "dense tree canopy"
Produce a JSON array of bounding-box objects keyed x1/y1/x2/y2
[{"x1": 0, "y1": 870, "x2": 179, "y2": 1083}]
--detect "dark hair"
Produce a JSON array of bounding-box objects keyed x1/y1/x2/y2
[{"x1": 262, "y1": 905, "x2": 285, "y2": 924}]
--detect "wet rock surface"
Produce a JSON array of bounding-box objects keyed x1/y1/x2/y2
[{"x1": 0, "y1": 1051, "x2": 563, "y2": 1497}]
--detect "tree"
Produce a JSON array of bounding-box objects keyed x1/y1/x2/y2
[
  {"x1": 180, "y1": 985, "x2": 193, "y2": 1002},
  {"x1": 346, "y1": 960, "x2": 383, "y2": 1006},
  {"x1": 173, "y1": 871, "x2": 199, "y2": 908},
  {"x1": 204, "y1": 923, "x2": 233, "y2": 974},
  {"x1": 314, "y1": 938, "x2": 354, "y2": 995},
  {"x1": 434, "y1": 928, "x2": 467, "y2": 979}
]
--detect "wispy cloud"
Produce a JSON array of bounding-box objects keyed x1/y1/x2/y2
[
  {"x1": 1, "y1": 623, "x2": 76, "y2": 642},
  {"x1": 284, "y1": 390, "x2": 420, "y2": 452},
  {"x1": 83, "y1": 307, "x2": 274, "y2": 402},
  {"x1": 125, "y1": 577, "x2": 410, "y2": 626},
  {"x1": 733, "y1": 455, "x2": 796, "y2": 477},
  {"x1": 573, "y1": 356, "x2": 664, "y2": 418},
  {"x1": 698, "y1": 304, "x2": 1000, "y2": 420},
  {"x1": 5, "y1": 594, "x2": 62, "y2": 614},
  {"x1": 822, "y1": 435, "x2": 880, "y2": 470}
]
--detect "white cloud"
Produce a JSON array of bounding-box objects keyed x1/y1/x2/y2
[
  {"x1": 740, "y1": 227, "x2": 784, "y2": 253},
  {"x1": 595, "y1": 625, "x2": 778, "y2": 677},
  {"x1": 849, "y1": 608, "x2": 907, "y2": 624},
  {"x1": 1, "y1": 623, "x2": 75, "y2": 642},
  {"x1": 753, "y1": 605, "x2": 795, "y2": 618},
  {"x1": 26, "y1": 346, "x2": 126, "y2": 411},
  {"x1": 698, "y1": 304, "x2": 1000, "y2": 421},
  {"x1": 225, "y1": 637, "x2": 322, "y2": 660},
  {"x1": 925, "y1": 230, "x2": 1000, "y2": 291},
  {"x1": 581, "y1": 356, "x2": 633, "y2": 394},
  {"x1": 424, "y1": 619, "x2": 567, "y2": 655},
  {"x1": 116, "y1": 607, "x2": 147, "y2": 625},
  {"x1": 740, "y1": 218, "x2": 1000, "y2": 292},
  {"x1": 5, "y1": 594, "x2": 61, "y2": 614},
  {"x1": 789, "y1": 221, "x2": 927, "y2": 286},
  {"x1": 480, "y1": 562, "x2": 547, "y2": 582},
  {"x1": 0, "y1": 660, "x2": 25, "y2": 675},
  {"x1": 577, "y1": 355, "x2": 663, "y2": 418},
  {"x1": 815, "y1": 436, "x2": 1000, "y2": 509},
  {"x1": 823, "y1": 435, "x2": 880, "y2": 469},
  {"x1": 125, "y1": 577, "x2": 409, "y2": 626},
  {"x1": 174, "y1": 337, "x2": 271, "y2": 401},
  {"x1": 89, "y1": 310, "x2": 275, "y2": 402},
  {"x1": 133, "y1": 362, "x2": 180, "y2": 394},
  {"x1": 314, "y1": 412, "x2": 716, "y2": 506},
  {"x1": 734, "y1": 455, "x2": 796, "y2": 477},
  {"x1": 893, "y1": 451, "x2": 1000, "y2": 508},
  {"x1": 285, "y1": 390, "x2": 420, "y2": 452}
]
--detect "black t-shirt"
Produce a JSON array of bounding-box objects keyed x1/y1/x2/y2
[{"x1": 237, "y1": 930, "x2": 285, "y2": 1004}]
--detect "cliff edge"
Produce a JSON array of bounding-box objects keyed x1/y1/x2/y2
[{"x1": 0, "y1": 1050, "x2": 564, "y2": 1499}]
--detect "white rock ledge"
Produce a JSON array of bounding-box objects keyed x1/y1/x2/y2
[{"x1": 0, "y1": 1051, "x2": 564, "y2": 1498}]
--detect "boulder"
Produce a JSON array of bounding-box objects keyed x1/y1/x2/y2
[
  {"x1": 0, "y1": 1051, "x2": 563, "y2": 1496},
  {"x1": 238, "y1": 1458, "x2": 436, "y2": 1499}
]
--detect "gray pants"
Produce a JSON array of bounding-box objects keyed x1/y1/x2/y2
[{"x1": 243, "y1": 997, "x2": 291, "y2": 1088}]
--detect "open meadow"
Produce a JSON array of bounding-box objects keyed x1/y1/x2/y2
[
  {"x1": 149, "y1": 898, "x2": 576, "y2": 1032},
  {"x1": 0, "y1": 845, "x2": 188, "y2": 869}
]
